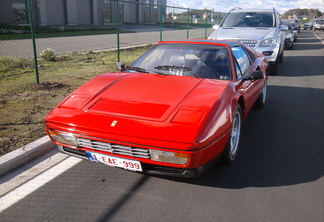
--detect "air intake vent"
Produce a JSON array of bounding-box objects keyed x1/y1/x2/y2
[
  {"x1": 234, "y1": 39, "x2": 258, "y2": 48},
  {"x1": 86, "y1": 98, "x2": 170, "y2": 119},
  {"x1": 77, "y1": 137, "x2": 150, "y2": 159}
]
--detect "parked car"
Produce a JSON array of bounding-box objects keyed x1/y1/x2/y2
[
  {"x1": 45, "y1": 39, "x2": 268, "y2": 178},
  {"x1": 282, "y1": 19, "x2": 298, "y2": 42},
  {"x1": 296, "y1": 19, "x2": 301, "y2": 32},
  {"x1": 306, "y1": 19, "x2": 322, "y2": 30},
  {"x1": 208, "y1": 8, "x2": 286, "y2": 75},
  {"x1": 313, "y1": 20, "x2": 324, "y2": 31},
  {"x1": 282, "y1": 22, "x2": 294, "y2": 49},
  {"x1": 303, "y1": 20, "x2": 314, "y2": 30}
]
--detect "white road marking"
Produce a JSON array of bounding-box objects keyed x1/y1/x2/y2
[
  {"x1": 0, "y1": 151, "x2": 68, "y2": 196},
  {"x1": 0, "y1": 157, "x2": 82, "y2": 213},
  {"x1": 313, "y1": 31, "x2": 324, "y2": 44}
]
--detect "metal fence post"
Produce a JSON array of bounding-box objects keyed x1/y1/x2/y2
[
  {"x1": 27, "y1": 0, "x2": 39, "y2": 84},
  {"x1": 116, "y1": 0, "x2": 120, "y2": 62},
  {"x1": 204, "y1": 9, "x2": 208, "y2": 39},
  {"x1": 186, "y1": 8, "x2": 190, "y2": 39},
  {"x1": 160, "y1": 5, "x2": 163, "y2": 41}
]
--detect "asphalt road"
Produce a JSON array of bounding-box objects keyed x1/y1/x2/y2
[{"x1": 0, "y1": 30, "x2": 323, "y2": 222}]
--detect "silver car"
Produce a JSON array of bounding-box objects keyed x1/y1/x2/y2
[
  {"x1": 208, "y1": 8, "x2": 287, "y2": 75},
  {"x1": 313, "y1": 20, "x2": 324, "y2": 31}
]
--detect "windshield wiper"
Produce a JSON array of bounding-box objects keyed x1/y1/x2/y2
[
  {"x1": 127, "y1": 66, "x2": 165, "y2": 75},
  {"x1": 127, "y1": 66, "x2": 149, "y2": 73},
  {"x1": 155, "y1": 65, "x2": 192, "y2": 72}
]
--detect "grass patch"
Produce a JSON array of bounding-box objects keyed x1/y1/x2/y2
[{"x1": 0, "y1": 44, "x2": 152, "y2": 155}]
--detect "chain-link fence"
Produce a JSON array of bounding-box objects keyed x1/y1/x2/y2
[
  {"x1": 0, "y1": 0, "x2": 225, "y2": 87},
  {"x1": 0, "y1": 0, "x2": 225, "y2": 155}
]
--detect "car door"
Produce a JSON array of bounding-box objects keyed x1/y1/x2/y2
[{"x1": 232, "y1": 46, "x2": 262, "y2": 112}]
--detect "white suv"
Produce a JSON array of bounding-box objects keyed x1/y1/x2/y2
[{"x1": 208, "y1": 8, "x2": 287, "y2": 75}]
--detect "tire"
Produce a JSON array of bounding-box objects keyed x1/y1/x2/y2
[
  {"x1": 269, "y1": 58, "x2": 278, "y2": 75},
  {"x1": 279, "y1": 50, "x2": 283, "y2": 63},
  {"x1": 287, "y1": 42, "x2": 293, "y2": 50},
  {"x1": 221, "y1": 105, "x2": 242, "y2": 164},
  {"x1": 254, "y1": 79, "x2": 267, "y2": 108}
]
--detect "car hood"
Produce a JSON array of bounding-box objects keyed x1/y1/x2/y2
[
  {"x1": 209, "y1": 27, "x2": 276, "y2": 41},
  {"x1": 45, "y1": 73, "x2": 231, "y2": 147},
  {"x1": 79, "y1": 73, "x2": 205, "y2": 121}
]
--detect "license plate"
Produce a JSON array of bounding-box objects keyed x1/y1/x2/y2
[{"x1": 86, "y1": 152, "x2": 142, "y2": 172}]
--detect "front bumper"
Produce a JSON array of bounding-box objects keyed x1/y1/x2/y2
[
  {"x1": 313, "y1": 25, "x2": 324, "y2": 30},
  {"x1": 255, "y1": 46, "x2": 279, "y2": 63},
  {"x1": 284, "y1": 38, "x2": 293, "y2": 48},
  {"x1": 58, "y1": 145, "x2": 221, "y2": 178}
]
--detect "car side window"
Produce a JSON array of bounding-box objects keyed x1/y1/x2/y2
[
  {"x1": 234, "y1": 60, "x2": 243, "y2": 80},
  {"x1": 232, "y1": 46, "x2": 251, "y2": 78},
  {"x1": 244, "y1": 47, "x2": 257, "y2": 63}
]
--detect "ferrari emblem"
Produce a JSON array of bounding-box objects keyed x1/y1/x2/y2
[{"x1": 110, "y1": 120, "x2": 118, "y2": 127}]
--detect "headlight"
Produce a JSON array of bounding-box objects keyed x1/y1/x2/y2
[
  {"x1": 47, "y1": 129, "x2": 78, "y2": 147},
  {"x1": 260, "y1": 37, "x2": 277, "y2": 47},
  {"x1": 285, "y1": 33, "x2": 293, "y2": 38},
  {"x1": 149, "y1": 149, "x2": 188, "y2": 165}
]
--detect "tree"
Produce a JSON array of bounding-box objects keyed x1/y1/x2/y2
[{"x1": 281, "y1": 8, "x2": 322, "y2": 20}]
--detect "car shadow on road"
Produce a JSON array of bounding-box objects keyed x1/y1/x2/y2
[
  {"x1": 279, "y1": 55, "x2": 324, "y2": 77},
  {"x1": 173, "y1": 85, "x2": 323, "y2": 188}
]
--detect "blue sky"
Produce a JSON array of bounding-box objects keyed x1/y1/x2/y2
[{"x1": 167, "y1": 0, "x2": 324, "y2": 14}]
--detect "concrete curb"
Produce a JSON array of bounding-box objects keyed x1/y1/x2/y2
[{"x1": 0, "y1": 136, "x2": 56, "y2": 176}]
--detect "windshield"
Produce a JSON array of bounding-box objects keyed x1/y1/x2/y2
[
  {"x1": 222, "y1": 12, "x2": 275, "y2": 27},
  {"x1": 130, "y1": 43, "x2": 231, "y2": 80}
]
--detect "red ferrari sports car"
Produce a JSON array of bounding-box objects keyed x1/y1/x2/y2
[{"x1": 45, "y1": 39, "x2": 268, "y2": 178}]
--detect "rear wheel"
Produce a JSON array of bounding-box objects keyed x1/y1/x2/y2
[{"x1": 221, "y1": 105, "x2": 242, "y2": 163}]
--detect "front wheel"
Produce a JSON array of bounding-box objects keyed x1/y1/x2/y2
[
  {"x1": 255, "y1": 79, "x2": 267, "y2": 108},
  {"x1": 269, "y1": 59, "x2": 278, "y2": 75},
  {"x1": 221, "y1": 105, "x2": 242, "y2": 163},
  {"x1": 279, "y1": 50, "x2": 283, "y2": 63}
]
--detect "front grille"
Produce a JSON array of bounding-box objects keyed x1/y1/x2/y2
[
  {"x1": 234, "y1": 39, "x2": 258, "y2": 48},
  {"x1": 77, "y1": 137, "x2": 150, "y2": 159}
]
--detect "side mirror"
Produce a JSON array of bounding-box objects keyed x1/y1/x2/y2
[
  {"x1": 116, "y1": 62, "x2": 125, "y2": 72},
  {"x1": 243, "y1": 70, "x2": 263, "y2": 81},
  {"x1": 280, "y1": 25, "x2": 288, "y2": 31}
]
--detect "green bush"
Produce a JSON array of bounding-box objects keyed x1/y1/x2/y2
[{"x1": 40, "y1": 48, "x2": 56, "y2": 61}]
